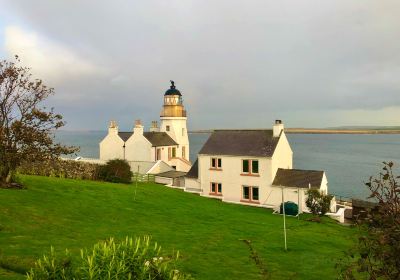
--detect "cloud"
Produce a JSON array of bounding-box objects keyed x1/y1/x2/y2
[
  {"x1": 1, "y1": 0, "x2": 400, "y2": 129},
  {"x1": 4, "y1": 26, "x2": 107, "y2": 86}
]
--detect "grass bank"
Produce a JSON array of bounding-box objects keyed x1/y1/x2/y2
[{"x1": 0, "y1": 175, "x2": 355, "y2": 279}]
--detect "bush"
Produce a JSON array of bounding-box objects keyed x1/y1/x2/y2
[
  {"x1": 27, "y1": 236, "x2": 192, "y2": 280},
  {"x1": 98, "y1": 159, "x2": 133, "y2": 184},
  {"x1": 305, "y1": 189, "x2": 333, "y2": 216},
  {"x1": 18, "y1": 159, "x2": 101, "y2": 181}
]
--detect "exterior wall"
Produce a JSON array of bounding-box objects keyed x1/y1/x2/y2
[
  {"x1": 184, "y1": 178, "x2": 201, "y2": 191},
  {"x1": 155, "y1": 176, "x2": 173, "y2": 185},
  {"x1": 99, "y1": 133, "x2": 125, "y2": 161},
  {"x1": 198, "y1": 154, "x2": 272, "y2": 206},
  {"x1": 125, "y1": 132, "x2": 152, "y2": 162},
  {"x1": 160, "y1": 117, "x2": 190, "y2": 162},
  {"x1": 271, "y1": 132, "x2": 293, "y2": 180},
  {"x1": 267, "y1": 186, "x2": 309, "y2": 211}
]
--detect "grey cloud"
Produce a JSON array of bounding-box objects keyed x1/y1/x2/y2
[{"x1": 1, "y1": 0, "x2": 400, "y2": 129}]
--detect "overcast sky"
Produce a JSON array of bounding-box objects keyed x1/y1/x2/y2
[{"x1": 0, "y1": 0, "x2": 399, "y2": 130}]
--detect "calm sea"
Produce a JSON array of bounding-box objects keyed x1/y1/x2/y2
[{"x1": 55, "y1": 131, "x2": 400, "y2": 200}]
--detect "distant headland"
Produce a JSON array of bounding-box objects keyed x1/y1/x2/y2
[{"x1": 189, "y1": 126, "x2": 400, "y2": 134}]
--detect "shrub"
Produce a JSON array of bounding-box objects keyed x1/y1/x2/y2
[
  {"x1": 98, "y1": 159, "x2": 133, "y2": 184},
  {"x1": 18, "y1": 159, "x2": 101, "y2": 181},
  {"x1": 27, "y1": 236, "x2": 191, "y2": 280},
  {"x1": 305, "y1": 189, "x2": 333, "y2": 216}
]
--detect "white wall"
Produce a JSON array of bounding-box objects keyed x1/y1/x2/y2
[
  {"x1": 99, "y1": 133, "x2": 125, "y2": 161},
  {"x1": 125, "y1": 132, "x2": 152, "y2": 162},
  {"x1": 155, "y1": 176, "x2": 173, "y2": 185},
  {"x1": 198, "y1": 154, "x2": 272, "y2": 204},
  {"x1": 184, "y1": 178, "x2": 201, "y2": 191},
  {"x1": 271, "y1": 132, "x2": 293, "y2": 180},
  {"x1": 160, "y1": 117, "x2": 190, "y2": 162}
]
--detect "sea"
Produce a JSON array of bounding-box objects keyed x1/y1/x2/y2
[{"x1": 55, "y1": 131, "x2": 400, "y2": 200}]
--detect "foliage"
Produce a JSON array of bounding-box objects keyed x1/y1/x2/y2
[
  {"x1": 337, "y1": 162, "x2": 400, "y2": 280},
  {"x1": 27, "y1": 236, "x2": 191, "y2": 280},
  {"x1": 98, "y1": 159, "x2": 133, "y2": 183},
  {"x1": 0, "y1": 56, "x2": 77, "y2": 186},
  {"x1": 18, "y1": 159, "x2": 101, "y2": 181},
  {"x1": 305, "y1": 189, "x2": 333, "y2": 216},
  {"x1": 279, "y1": 201, "x2": 299, "y2": 216}
]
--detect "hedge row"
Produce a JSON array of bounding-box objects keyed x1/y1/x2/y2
[{"x1": 18, "y1": 159, "x2": 101, "y2": 181}]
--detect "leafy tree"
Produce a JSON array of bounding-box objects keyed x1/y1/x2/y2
[
  {"x1": 98, "y1": 159, "x2": 133, "y2": 183},
  {"x1": 305, "y1": 189, "x2": 333, "y2": 216},
  {"x1": 0, "y1": 56, "x2": 77, "y2": 187},
  {"x1": 338, "y1": 162, "x2": 400, "y2": 279}
]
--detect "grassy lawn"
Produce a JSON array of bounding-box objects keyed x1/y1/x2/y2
[{"x1": 0, "y1": 175, "x2": 355, "y2": 279}]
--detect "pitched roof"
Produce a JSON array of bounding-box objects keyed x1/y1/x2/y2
[
  {"x1": 185, "y1": 159, "x2": 198, "y2": 178},
  {"x1": 143, "y1": 132, "x2": 177, "y2": 147},
  {"x1": 272, "y1": 168, "x2": 324, "y2": 189},
  {"x1": 156, "y1": 170, "x2": 187, "y2": 178},
  {"x1": 117, "y1": 131, "x2": 177, "y2": 147},
  {"x1": 198, "y1": 130, "x2": 279, "y2": 157},
  {"x1": 118, "y1": 132, "x2": 133, "y2": 142}
]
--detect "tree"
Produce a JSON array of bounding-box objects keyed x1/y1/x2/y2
[
  {"x1": 305, "y1": 189, "x2": 333, "y2": 216},
  {"x1": 0, "y1": 56, "x2": 77, "y2": 187},
  {"x1": 338, "y1": 162, "x2": 400, "y2": 279}
]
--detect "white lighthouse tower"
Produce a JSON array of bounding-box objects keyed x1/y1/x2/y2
[{"x1": 159, "y1": 81, "x2": 190, "y2": 164}]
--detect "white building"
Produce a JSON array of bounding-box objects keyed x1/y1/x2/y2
[
  {"x1": 99, "y1": 81, "x2": 191, "y2": 172},
  {"x1": 185, "y1": 120, "x2": 330, "y2": 212}
]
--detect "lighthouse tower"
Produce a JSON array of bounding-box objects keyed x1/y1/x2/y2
[{"x1": 160, "y1": 81, "x2": 190, "y2": 162}]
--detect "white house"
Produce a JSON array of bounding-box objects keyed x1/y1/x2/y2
[
  {"x1": 99, "y1": 81, "x2": 191, "y2": 172},
  {"x1": 184, "y1": 120, "x2": 331, "y2": 212}
]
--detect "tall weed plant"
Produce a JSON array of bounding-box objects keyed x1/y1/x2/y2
[{"x1": 27, "y1": 236, "x2": 191, "y2": 280}]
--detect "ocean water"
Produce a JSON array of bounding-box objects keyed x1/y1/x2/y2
[{"x1": 55, "y1": 131, "x2": 400, "y2": 200}]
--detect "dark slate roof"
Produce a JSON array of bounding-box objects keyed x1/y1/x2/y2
[
  {"x1": 352, "y1": 199, "x2": 378, "y2": 209},
  {"x1": 118, "y1": 132, "x2": 133, "y2": 142},
  {"x1": 198, "y1": 130, "x2": 279, "y2": 157},
  {"x1": 185, "y1": 159, "x2": 198, "y2": 179},
  {"x1": 117, "y1": 132, "x2": 177, "y2": 147},
  {"x1": 272, "y1": 168, "x2": 324, "y2": 189},
  {"x1": 143, "y1": 132, "x2": 177, "y2": 147},
  {"x1": 156, "y1": 170, "x2": 187, "y2": 178}
]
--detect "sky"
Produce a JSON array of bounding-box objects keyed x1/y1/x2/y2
[{"x1": 0, "y1": 0, "x2": 399, "y2": 130}]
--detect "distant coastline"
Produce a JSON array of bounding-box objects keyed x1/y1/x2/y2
[{"x1": 189, "y1": 128, "x2": 400, "y2": 134}]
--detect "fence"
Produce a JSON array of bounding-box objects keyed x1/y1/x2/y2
[{"x1": 132, "y1": 173, "x2": 155, "y2": 183}]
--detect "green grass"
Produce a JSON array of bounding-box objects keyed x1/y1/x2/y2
[{"x1": 0, "y1": 175, "x2": 356, "y2": 279}]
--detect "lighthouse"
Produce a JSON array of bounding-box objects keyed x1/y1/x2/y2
[{"x1": 160, "y1": 81, "x2": 190, "y2": 162}]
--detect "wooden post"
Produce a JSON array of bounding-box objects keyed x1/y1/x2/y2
[{"x1": 281, "y1": 185, "x2": 287, "y2": 251}]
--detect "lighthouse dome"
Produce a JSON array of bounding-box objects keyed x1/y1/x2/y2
[{"x1": 165, "y1": 80, "x2": 182, "y2": 96}]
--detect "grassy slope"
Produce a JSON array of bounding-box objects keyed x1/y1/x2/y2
[{"x1": 0, "y1": 176, "x2": 355, "y2": 280}]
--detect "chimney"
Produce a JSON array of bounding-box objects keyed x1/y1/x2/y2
[
  {"x1": 273, "y1": 119, "x2": 284, "y2": 137},
  {"x1": 108, "y1": 120, "x2": 118, "y2": 134},
  {"x1": 133, "y1": 119, "x2": 144, "y2": 135},
  {"x1": 149, "y1": 120, "x2": 159, "y2": 132}
]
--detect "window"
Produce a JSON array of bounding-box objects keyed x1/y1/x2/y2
[
  {"x1": 242, "y1": 186, "x2": 259, "y2": 203},
  {"x1": 156, "y1": 148, "x2": 161, "y2": 160},
  {"x1": 182, "y1": 146, "x2": 186, "y2": 158},
  {"x1": 168, "y1": 147, "x2": 171, "y2": 159},
  {"x1": 210, "y1": 182, "x2": 222, "y2": 196},
  {"x1": 182, "y1": 128, "x2": 185, "y2": 136},
  {"x1": 242, "y1": 160, "x2": 259, "y2": 175},
  {"x1": 172, "y1": 147, "x2": 176, "y2": 157},
  {"x1": 210, "y1": 157, "x2": 222, "y2": 170},
  {"x1": 166, "y1": 125, "x2": 170, "y2": 131}
]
